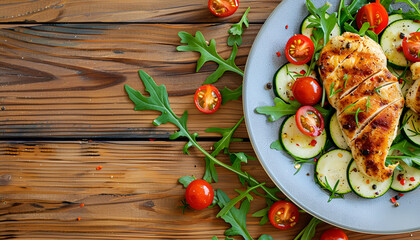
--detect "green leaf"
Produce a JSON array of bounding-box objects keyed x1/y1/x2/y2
[
  {"x1": 183, "y1": 132, "x2": 199, "y2": 155},
  {"x1": 305, "y1": 0, "x2": 337, "y2": 44},
  {"x1": 178, "y1": 176, "x2": 196, "y2": 188},
  {"x1": 339, "y1": 0, "x2": 369, "y2": 26},
  {"x1": 358, "y1": 22, "x2": 370, "y2": 36},
  {"x1": 230, "y1": 152, "x2": 256, "y2": 186},
  {"x1": 258, "y1": 235, "x2": 274, "y2": 240},
  {"x1": 217, "y1": 183, "x2": 264, "y2": 218},
  {"x1": 293, "y1": 217, "x2": 322, "y2": 240},
  {"x1": 270, "y1": 140, "x2": 284, "y2": 151},
  {"x1": 177, "y1": 31, "x2": 243, "y2": 85},
  {"x1": 256, "y1": 97, "x2": 301, "y2": 122},
  {"x1": 227, "y1": 7, "x2": 250, "y2": 46},
  {"x1": 203, "y1": 117, "x2": 244, "y2": 183},
  {"x1": 216, "y1": 189, "x2": 253, "y2": 240},
  {"x1": 381, "y1": 0, "x2": 394, "y2": 12},
  {"x1": 220, "y1": 85, "x2": 243, "y2": 105},
  {"x1": 388, "y1": 140, "x2": 420, "y2": 170},
  {"x1": 126, "y1": 70, "x2": 192, "y2": 138},
  {"x1": 252, "y1": 198, "x2": 274, "y2": 225},
  {"x1": 366, "y1": 30, "x2": 379, "y2": 43}
]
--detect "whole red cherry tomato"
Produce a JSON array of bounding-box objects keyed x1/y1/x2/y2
[
  {"x1": 208, "y1": 0, "x2": 239, "y2": 17},
  {"x1": 185, "y1": 179, "x2": 214, "y2": 210},
  {"x1": 402, "y1": 32, "x2": 420, "y2": 62},
  {"x1": 268, "y1": 201, "x2": 299, "y2": 230},
  {"x1": 320, "y1": 228, "x2": 349, "y2": 240},
  {"x1": 356, "y1": 0, "x2": 388, "y2": 34},
  {"x1": 285, "y1": 35, "x2": 314, "y2": 65},
  {"x1": 295, "y1": 106, "x2": 325, "y2": 137},
  {"x1": 292, "y1": 77, "x2": 322, "y2": 105},
  {"x1": 194, "y1": 85, "x2": 222, "y2": 114}
]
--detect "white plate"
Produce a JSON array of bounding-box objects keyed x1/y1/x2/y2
[{"x1": 243, "y1": 0, "x2": 420, "y2": 234}]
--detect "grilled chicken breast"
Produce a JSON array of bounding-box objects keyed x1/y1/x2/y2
[
  {"x1": 319, "y1": 32, "x2": 404, "y2": 182},
  {"x1": 407, "y1": 62, "x2": 420, "y2": 113}
]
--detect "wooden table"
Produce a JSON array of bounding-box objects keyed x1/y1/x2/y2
[{"x1": 0, "y1": 0, "x2": 418, "y2": 239}]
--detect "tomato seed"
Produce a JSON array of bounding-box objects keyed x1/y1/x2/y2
[{"x1": 410, "y1": 177, "x2": 415, "y2": 181}]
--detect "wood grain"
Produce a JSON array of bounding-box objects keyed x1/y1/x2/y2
[
  {"x1": 0, "y1": 140, "x2": 417, "y2": 239},
  {"x1": 0, "y1": 23, "x2": 273, "y2": 139},
  {"x1": 0, "y1": 0, "x2": 281, "y2": 23}
]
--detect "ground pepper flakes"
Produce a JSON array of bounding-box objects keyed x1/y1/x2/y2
[
  {"x1": 390, "y1": 197, "x2": 396, "y2": 203},
  {"x1": 80, "y1": 203, "x2": 84, "y2": 207},
  {"x1": 276, "y1": 51, "x2": 281, "y2": 57},
  {"x1": 96, "y1": 166, "x2": 103, "y2": 171},
  {"x1": 77, "y1": 217, "x2": 81, "y2": 221},
  {"x1": 285, "y1": 25, "x2": 289, "y2": 29}
]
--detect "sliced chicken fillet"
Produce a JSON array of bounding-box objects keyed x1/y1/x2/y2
[
  {"x1": 318, "y1": 32, "x2": 404, "y2": 182},
  {"x1": 407, "y1": 62, "x2": 420, "y2": 113}
]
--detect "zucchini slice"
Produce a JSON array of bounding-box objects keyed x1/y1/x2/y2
[
  {"x1": 280, "y1": 115, "x2": 327, "y2": 159},
  {"x1": 391, "y1": 161, "x2": 420, "y2": 192},
  {"x1": 301, "y1": 14, "x2": 341, "y2": 40},
  {"x1": 402, "y1": 109, "x2": 420, "y2": 147},
  {"x1": 316, "y1": 149, "x2": 352, "y2": 194},
  {"x1": 347, "y1": 160, "x2": 393, "y2": 198},
  {"x1": 388, "y1": 14, "x2": 403, "y2": 25},
  {"x1": 272, "y1": 63, "x2": 316, "y2": 103},
  {"x1": 329, "y1": 112, "x2": 349, "y2": 150},
  {"x1": 380, "y1": 20, "x2": 420, "y2": 69}
]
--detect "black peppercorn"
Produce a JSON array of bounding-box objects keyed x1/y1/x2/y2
[{"x1": 400, "y1": 32, "x2": 405, "y2": 39}]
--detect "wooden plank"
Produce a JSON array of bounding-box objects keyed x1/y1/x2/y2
[
  {"x1": 0, "y1": 0, "x2": 281, "y2": 23},
  {"x1": 0, "y1": 140, "x2": 416, "y2": 239},
  {"x1": 0, "y1": 23, "x2": 276, "y2": 138}
]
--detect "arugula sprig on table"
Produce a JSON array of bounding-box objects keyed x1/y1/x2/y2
[
  {"x1": 177, "y1": 31, "x2": 243, "y2": 85},
  {"x1": 228, "y1": 7, "x2": 250, "y2": 47}
]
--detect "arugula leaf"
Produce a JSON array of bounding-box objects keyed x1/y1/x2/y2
[
  {"x1": 258, "y1": 235, "x2": 274, "y2": 240},
  {"x1": 228, "y1": 7, "x2": 250, "y2": 47},
  {"x1": 256, "y1": 97, "x2": 301, "y2": 122},
  {"x1": 177, "y1": 31, "x2": 243, "y2": 85},
  {"x1": 388, "y1": 140, "x2": 420, "y2": 169},
  {"x1": 125, "y1": 71, "x2": 196, "y2": 151},
  {"x1": 294, "y1": 217, "x2": 322, "y2": 240},
  {"x1": 358, "y1": 22, "x2": 371, "y2": 36},
  {"x1": 252, "y1": 198, "x2": 274, "y2": 225},
  {"x1": 212, "y1": 237, "x2": 234, "y2": 240},
  {"x1": 221, "y1": 85, "x2": 243, "y2": 105},
  {"x1": 270, "y1": 140, "x2": 284, "y2": 151},
  {"x1": 338, "y1": 0, "x2": 369, "y2": 26},
  {"x1": 230, "y1": 152, "x2": 256, "y2": 185},
  {"x1": 381, "y1": 0, "x2": 395, "y2": 12},
  {"x1": 395, "y1": 0, "x2": 420, "y2": 20},
  {"x1": 203, "y1": 117, "x2": 244, "y2": 182},
  {"x1": 305, "y1": 0, "x2": 338, "y2": 45},
  {"x1": 178, "y1": 176, "x2": 196, "y2": 188},
  {"x1": 216, "y1": 189, "x2": 253, "y2": 240},
  {"x1": 217, "y1": 183, "x2": 264, "y2": 217}
]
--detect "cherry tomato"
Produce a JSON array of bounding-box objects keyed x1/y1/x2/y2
[
  {"x1": 208, "y1": 0, "x2": 239, "y2": 17},
  {"x1": 320, "y1": 228, "x2": 349, "y2": 240},
  {"x1": 402, "y1": 32, "x2": 420, "y2": 62},
  {"x1": 194, "y1": 85, "x2": 222, "y2": 114},
  {"x1": 295, "y1": 106, "x2": 324, "y2": 137},
  {"x1": 268, "y1": 201, "x2": 299, "y2": 230},
  {"x1": 285, "y1": 35, "x2": 314, "y2": 65},
  {"x1": 292, "y1": 77, "x2": 322, "y2": 105},
  {"x1": 185, "y1": 179, "x2": 214, "y2": 210},
  {"x1": 356, "y1": 0, "x2": 388, "y2": 34}
]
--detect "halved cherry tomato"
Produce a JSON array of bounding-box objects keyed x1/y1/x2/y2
[
  {"x1": 320, "y1": 228, "x2": 349, "y2": 240},
  {"x1": 208, "y1": 0, "x2": 239, "y2": 17},
  {"x1": 268, "y1": 201, "x2": 299, "y2": 230},
  {"x1": 356, "y1": 0, "x2": 388, "y2": 34},
  {"x1": 402, "y1": 32, "x2": 420, "y2": 62},
  {"x1": 292, "y1": 77, "x2": 322, "y2": 105},
  {"x1": 285, "y1": 35, "x2": 314, "y2": 65},
  {"x1": 295, "y1": 106, "x2": 324, "y2": 137},
  {"x1": 194, "y1": 85, "x2": 222, "y2": 114},
  {"x1": 185, "y1": 179, "x2": 214, "y2": 210}
]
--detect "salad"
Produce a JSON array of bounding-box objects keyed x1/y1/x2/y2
[{"x1": 256, "y1": 0, "x2": 420, "y2": 201}]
